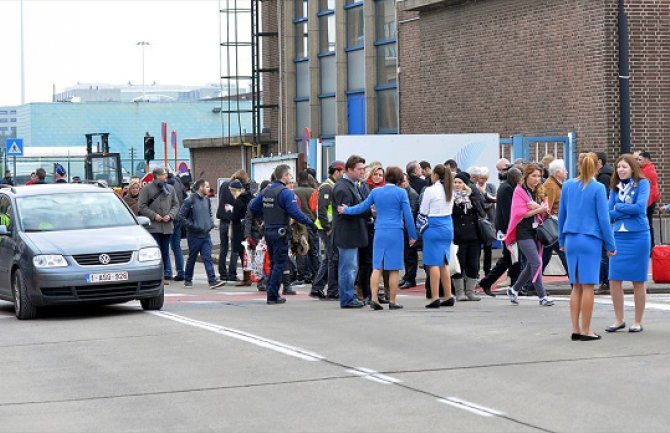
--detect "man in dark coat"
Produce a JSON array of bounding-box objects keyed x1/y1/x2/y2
[
  {"x1": 477, "y1": 167, "x2": 522, "y2": 297},
  {"x1": 332, "y1": 155, "x2": 368, "y2": 309},
  {"x1": 406, "y1": 161, "x2": 427, "y2": 195}
]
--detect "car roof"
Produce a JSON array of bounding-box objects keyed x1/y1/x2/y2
[{"x1": 0, "y1": 184, "x2": 114, "y2": 197}]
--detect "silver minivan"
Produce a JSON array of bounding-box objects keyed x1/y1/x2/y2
[{"x1": 0, "y1": 184, "x2": 164, "y2": 319}]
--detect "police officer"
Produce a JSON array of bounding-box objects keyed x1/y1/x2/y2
[{"x1": 249, "y1": 164, "x2": 316, "y2": 304}]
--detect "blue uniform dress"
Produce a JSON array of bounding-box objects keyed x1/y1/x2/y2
[
  {"x1": 608, "y1": 179, "x2": 651, "y2": 282},
  {"x1": 423, "y1": 216, "x2": 453, "y2": 267},
  {"x1": 558, "y1": 179, "x2": 616, "y2": 285},
  {"x1": 343, "y1": 184, "x2": 417, "y2": 270}
]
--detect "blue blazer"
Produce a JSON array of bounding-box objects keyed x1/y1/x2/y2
[
  {"x1": 609, "y1": 179, "x2": 650, "y2": 233},
  {"x1": 558, "y1": 178, "x2": 615, "y2": 252},
  {"x1": 343, "y1": 184, "x2": 418, "y2": 240}
]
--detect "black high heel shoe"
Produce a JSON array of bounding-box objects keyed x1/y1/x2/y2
[
  {"x1": 579, "y1": 334, "x2": 602, "y2": 341},
  {"x1": 425, "y1": 299, "x2": 440, "y2": 309},
  {"x1": 571, "y1": 333, "x2": 580, "y2": 341},
  {"x1": 370, "y1": 301, "x2": 383, "y2": 311},
  {"x1": 388, "y1": 303, "x2": 403, "y2": 310},
  {"x1": 440, "y1": 297, "x2": 456, "y2": 307}
]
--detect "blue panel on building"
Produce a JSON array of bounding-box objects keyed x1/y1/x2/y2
[{"x1": 347, "y1": 94, "x2": 365, "y2": 135}]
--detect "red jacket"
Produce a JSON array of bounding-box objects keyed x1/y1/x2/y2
[{"x1": 641, "y1": 162, "x2": 660, "y2": 205}]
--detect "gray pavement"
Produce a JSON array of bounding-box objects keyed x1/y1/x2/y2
[{"x1": 1, "y1": 269, "x2": 670, "y2": 432}]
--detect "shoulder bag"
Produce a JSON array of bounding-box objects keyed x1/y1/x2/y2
[
  {"x1": 477, "y1": 217, "x2": 497, "y2": 245},
  {"x1": 536, "y1": 216, "x2": 559, "y2": 247}
]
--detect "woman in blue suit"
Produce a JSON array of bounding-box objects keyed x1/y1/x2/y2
[
  {"x1": 558, "y1": 153, "x2": 616, "y2": 341},
  {"x1": 338, "y1": 166, "x2": 418, "y2": 311},
  {"x1": 606, "y1": 154, "x2": 650, "y2": 333}
]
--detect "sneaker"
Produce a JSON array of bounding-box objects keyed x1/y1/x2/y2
[
  {"x1": 267, "y1": 297, "x2": 287, "y2": 305},
  {"x1": 209, "y1": 280, "x2": 226, "y2": 290},
  {"x1": 309, "y1": 291, "x2": 326, "y2": 299},
  {"x1": 184, "y1": 281, "x2": 193, "y2": 287},
  {"x1": 507, "y1": 288, "x2": 519, "y2": 305},
  {"x1": 539, "y1": 297, "x2": 555, "y2": 306},
  {"x1": 173, "y1": 275, "x2": 185, "y2": 282},
  {"x1": 163, "y1": 279, "x2": 171, "y2": 286}
]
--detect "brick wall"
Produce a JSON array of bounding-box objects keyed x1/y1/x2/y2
[
  {"x1": 261, "y1": 0, "x2": 281, "y2": 155},
  {"x1": 187, "y1": 144, "x2": 252, "y2": 193},
  {"x1": 398, "y1": 0, "x2": 670, "y2": 201}
]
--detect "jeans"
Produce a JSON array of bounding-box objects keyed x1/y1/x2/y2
[
  {"x1": 185, "y1": 235, "x2": 216, "y2": 283},
  {"x1": 170, "y1": 219, "x2": 185, "y2": 278},
  {"x1": 512, "y1": 239, "x2": 547, "y2": 299},
  {"x1": 218, "y1": 221, "x2": 231, "y2": 279},
  {"x1": 338, "y1": 247, "x2": 359, "y2": 307},
  {"x1": 265, "y1": 227, "x2": 290, "y2": 301},
  {"x1": 152, "y1": 233, "x2": 172, "y2": 278},
  {"x1": 402, "y1": 229, "x2": 418, "y2": 283}
]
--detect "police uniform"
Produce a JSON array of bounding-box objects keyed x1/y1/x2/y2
[{"x1": 250, "y1": 181, "x2": 315, "y2": 303}]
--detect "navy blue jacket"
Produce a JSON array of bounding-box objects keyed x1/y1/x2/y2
[
  {"x1": 179, "y1": 193, "x2": 214, "y2": 238},
  {"x1": 249, "y1": 181, "x2": 315, "y2": 229}
]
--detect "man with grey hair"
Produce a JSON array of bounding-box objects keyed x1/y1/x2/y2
[
  {"x1": 139, "y1": 167, "x2": 180, "y2": 284},
  {"x1": 406, "y1": 160, "x2": 427, "y2": 194},
  {"x1": 540, "y1": 159, "x2": 569, "y2": 277},
  {"x1": 495, "y1": 158, "x2": 512, "y2": 181}
]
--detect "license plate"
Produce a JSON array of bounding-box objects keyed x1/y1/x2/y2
[{"x1": 86, "y1": 271, "x2": 129, "y2": 283}]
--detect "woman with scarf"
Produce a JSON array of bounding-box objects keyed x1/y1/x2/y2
[
  {"x1": 451, "y1": 172, "x2": 486, "y2": 302},
  {"x1": 123, "y1": 180, "x2": 141, "y2": 216},
  {"x1": 558, "y1": 153, "x2": 616, "y2": 341},
  {"x1": 606, "y1": 154, "x2": 650, "y2": 333},
  {"x1": 505, "y1": 164, "x2": 555, "y2": 307}
]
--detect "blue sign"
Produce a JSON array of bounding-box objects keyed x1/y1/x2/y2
[{"x1": 6, "y1": 138, "x2": 24, "y2": 157}]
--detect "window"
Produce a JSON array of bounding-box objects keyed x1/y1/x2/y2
[
  {"x1": 319, "y1": 14, "x2": 336, "y2": 53},
  {"x1": 295, "y1": 21, "x2": 308, "y2": 59},
  {"x1": 347, "y1": 49, "x2": 365, "y2": 90},
  {"x1": 319, "y1": 0, "x2": 335, "y2": 10},
  {"x1": 376, "y1": 44, "x2": 397, "y2": 86},
  {"x1": 296, "y1": 100, "x2": 311, "y2": 138},
  {"x1": 295, "y1": 0, "x2": 308, "y2": 18},
  {"x1": 375, "y1": 0, "x2": 396, "y2": 41},
  {"x1": 377, "y1": 88, "x2": 398, "y2": 132},
  {"x1": 346, "y1": 6, "x2": 364, "y2": 48},
  {"x1": 321, "y1": 97, "x2": 337, "y2": 136},
  {"x1": 296, "y1": 61, "x2": 310, "y2": 98},
  {"x1": 320, "y1": 56, "x2": 336, "y2": 94}
]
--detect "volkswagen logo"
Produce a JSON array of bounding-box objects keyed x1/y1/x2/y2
[{"x1": 98, "y1": 254, "x2": 111, "y2": 265}]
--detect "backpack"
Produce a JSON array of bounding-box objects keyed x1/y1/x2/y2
[{"x1": 308, "y1": 189, "x2": 319, "y2": 212}]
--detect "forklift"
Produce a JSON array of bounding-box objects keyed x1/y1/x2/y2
[{"x1": 84, "y1": 133, "x2": 123, "y2": 195}]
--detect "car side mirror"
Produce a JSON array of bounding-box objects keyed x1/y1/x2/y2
[
  {"x1": 137, "y1": 216, "x2": 151, "y2": 227},
  {"x1": 0, "y1": 225, "x2": 8, "y2": 236}
]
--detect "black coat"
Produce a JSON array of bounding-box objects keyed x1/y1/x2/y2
[
  {"x1": 495, "y1": 180, "x2": 515, "y2": 233},
  {"x1": 409, "y1": 175, "x2": 428, "y2": 195},
  {"x1": 231, "y1": 191, "x2": 253, "y2": 247},
  {"x1": 216, "y1": 181, "x2": 236, "y2": 221},
  {"x1": 332, "y1": 178, "x2": 369, "y2": 249},
  {"x1": 597, "y1": 165, "x2": 614, "y2": 197},
  {"x1": 452, "y1": 190, "x2": 486, "y2": 245}
]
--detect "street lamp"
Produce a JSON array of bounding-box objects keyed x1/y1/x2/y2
[{"x1": 136, "y1": 41, "x2": 150, "y2": 100}]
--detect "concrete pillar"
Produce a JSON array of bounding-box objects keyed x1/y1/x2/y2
[
  {"x1": 308, "y1": 0, "x2": 321, "y2": 139},
  {"x1": 283, "y1": 1, "x2": 297, "y2": 153},
  {"x1": 363, "y1": 0, "x2": 377, "y2": 134},
  {"x1": 335, "y1": 0, "x2": 348, "y2": 135}
]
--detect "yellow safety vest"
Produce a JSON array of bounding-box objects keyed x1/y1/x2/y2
[{"x1": 314, "y1": 179, "x2": 335, "y2": 230}]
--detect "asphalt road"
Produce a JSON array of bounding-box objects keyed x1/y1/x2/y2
[{"x1": 1, "y1": 272, "x2": 670, "y2": 433}]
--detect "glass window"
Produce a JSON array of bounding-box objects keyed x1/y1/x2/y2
[
  {"x1": 320, "y1": 56, "x2": 336, "y2": 94},
  {"x1": 347, "y1": 49, "x2": 365, "y2": 90},
  {"x1": 346, "y1": 6, "x2": 364, "y2": 48},
  {"x1": 296, "y1": 61, "x2": 310, "y2": 98},
  {"x1": 321, "y1": 144, "x2": 336, "y2": 179},
  {"x1": 376, "y1": 44, "x2": 397, "y2": 86},
  {"x1": 295, "y1": 0, "x2": 308, "y2": 18},
  {"x1": 321, "y1": 98, "x2": 337, "y2": 136},
  {"x1": 377, "y1": 89, "x2": 398, "y2": 132},
  {"x1": 295, "y1": 22, "x2": 308, "y2": 59},
  {"x1": 296, "y1": 100, "x2": 311, "y2": 138},
  {"x1": 319, "y1": 0, "x2": 335, "y2": 10},
  {"x1": 375, "y1": 0, "x2": 397, "y2": 41},
  {"x1": 319, "y1": 14, "x2": 336, "y2": 53}
]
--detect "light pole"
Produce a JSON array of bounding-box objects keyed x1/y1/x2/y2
[{"x1": 136, "y1": 41, "x2": 150, "y2": 100}]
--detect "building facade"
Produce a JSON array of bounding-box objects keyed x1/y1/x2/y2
[{"x1": 53, "y1": 83, "x2": 231, "y2": 103}]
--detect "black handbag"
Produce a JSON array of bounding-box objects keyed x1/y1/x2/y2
[
  {"x1": 477, "y1": 218, "x2": 497, "y2": 245},
  {"x1": 536, "y1": 216, "x2": 559, "y2": 247}
]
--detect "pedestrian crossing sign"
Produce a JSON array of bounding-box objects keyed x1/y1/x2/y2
[{"x1": 5, "y1": 138, "x2": 23, "y2": 157}]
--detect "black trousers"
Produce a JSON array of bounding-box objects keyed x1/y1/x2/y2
[
  {"x1": 218, "y1": 221, "x2": 231, "y2": 278},
  {"x1": 647, "y1": 203, "x2": 656, "y2": 251},
  {"x1": 402, "y1": 229, "x2": 418, "y2": 283},
  {"x1": 482, "y1": 244, "x2": 493, "y2": 276},
  {"x1": 479, "y1": 245, "x2": 520, "y2": 290},
  {"x1": 357, "y1": 231, "x2": 373, "y2": 301},
  {"x1": 454, "y1": 241, "x2": 481, "y2": 280}
]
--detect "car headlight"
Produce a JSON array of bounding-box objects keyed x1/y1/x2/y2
[
  {"x1": 138, "y1": 247, "x2": 161, "y2": 262},
  {"x1": 33, "y1": 255, "x2": 68, "y2": 268}
]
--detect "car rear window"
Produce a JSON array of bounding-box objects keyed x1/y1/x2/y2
[{"x1": 17, "y1": 192, "x2": 137, "y2": 232}]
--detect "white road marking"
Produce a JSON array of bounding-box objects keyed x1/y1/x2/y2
[
  {"x1": 164, "y1": 293, "x2": 195, "y2": 297},
  {"x1": 149, "y1": 310, "x2": 325, "y2": 362},
  {"x1": 345, "y1": 367, "x2": 401, "y2": 385},
  {"x1": 437, "y1": 397, "x2": 505, "y2": 418},
  {"x1": 552, "y1": 297, "x2": 670, "y2": 312}
]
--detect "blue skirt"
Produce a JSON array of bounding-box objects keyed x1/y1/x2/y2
[
  {"x1": 564, "y1": 233, "x2": 602, "y2": 285},
  {"x1": 609, "y1": 231, "x2": 650, "y2": 282},
  {"x1": 373, "y1": 228, "x2": 404, "y2": 270},
  {"x1": 422, "y1": 216, "x2": 453, "y2": 267}
]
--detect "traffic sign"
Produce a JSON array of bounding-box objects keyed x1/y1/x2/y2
[
  {"x1": 140, "y1": 172, "x2": 154, "y2": 188},
  {"x1": 178, "y1": 162, "x2": 189, "y2": 173},
  {"x1": 6, "y1": 138, "x2": 24, "y2": 157}
]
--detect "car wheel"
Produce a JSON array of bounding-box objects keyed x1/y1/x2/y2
[
  {"x1": 140, "y1": 288, "x2": 164, "y2": 311},
  {"x1": 13, "y1": 269, "x2": 38, "y2": 320}
]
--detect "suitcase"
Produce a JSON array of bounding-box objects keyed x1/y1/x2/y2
[{"x1": 652, "y1": 210, "x2": 670, "y2": 283}]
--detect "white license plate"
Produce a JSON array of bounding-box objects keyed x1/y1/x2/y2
[{"x1": 86, "y1": 271, "x2": 129, "y2": 283}]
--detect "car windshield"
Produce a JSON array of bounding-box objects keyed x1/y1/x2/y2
[{"x1": 17, "y1": 192, "x2": 137, "y2": 232}]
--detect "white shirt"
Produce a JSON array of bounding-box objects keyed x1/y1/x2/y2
[{"x1": 420, "y1": 182, "x2": 454, "y2": 216}]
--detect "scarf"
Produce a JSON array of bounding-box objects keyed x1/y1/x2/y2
[
  {"x1": 366, "y1": 177, "x2": 386, "y2": 190},
  {"x1": 617, "y1": 178, "x2": 633, "y2": 204},
  {"x1": 454, "y1": 189, "x2": 472, "y2": 212},
  {"x1": 156, "y1": 181, "x2": 170, "y2": 195}
]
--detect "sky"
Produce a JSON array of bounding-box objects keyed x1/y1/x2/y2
[{"x1": 0, "y1": 0, "x2": 251, "y2": 106}]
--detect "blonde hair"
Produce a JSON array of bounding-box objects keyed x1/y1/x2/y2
[
  {"x1": 577, "y1": 152, "x2": 598, "y2": 186},
  {"x1": 366, "y1": 162, "x2": 384, "y2": 181}
]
